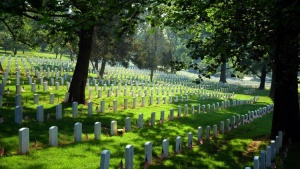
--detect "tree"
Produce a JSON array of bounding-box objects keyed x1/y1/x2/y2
[
  {"x1": 0, "y1": 0, "x2": 146, "y2": 104},
  {"x1": 150, "y1": 0, "x2": 300, "y2": 142},
  {"x1": 131, "y1": 25, "x2": 171, "y2": 81},
  {"x1": 90, "y1": 16, "x2": 135, "y2": 78}
]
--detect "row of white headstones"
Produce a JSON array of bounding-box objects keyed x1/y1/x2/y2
[
  {"x1": 12, "y1": 93, "x2": 259, "y2": 124},
  {"x1": 0, "y1": 54, "x2": 254, "y2": 94},
  {"x1": 246, "y1": 130, "x2": 283, "y2": 169},
  {"x1": 16, "y1": 102, "x2": 273, "y2": 169}
]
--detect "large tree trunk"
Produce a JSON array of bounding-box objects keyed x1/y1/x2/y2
[
  {"x1": 150, "y1": 69, "x2": 154, "y2": 82},
  {"x1": 69, "y1": 51, "x2": 74, "y2": 61},
  {"x1": 99, "y1": 59, "x2": 107, "y2": 79},
  {"x1": 68, "y1": 26, "x2": 94, "y2": 104},
  {"x1": 268, "y1": 70, "x2": 275, "y2": 100},
  {"x1": 94, "y1": 59, "x2": 99, "y2": 70},
  {"x1": 258, "y1": 64, "x2": 267, "y2": 90},
  {"x1": 270, "y1": 2, "x2": 300, "y2": 143},
  {"x1": 13, "y1": 47, "x2": 17, "y2": 55},
  {"x1": 0, "y1": 62, "x2": 4, "y2": 74},
  {"x1": 219, "y1": 62, "x2": 227, "y2": 83}
]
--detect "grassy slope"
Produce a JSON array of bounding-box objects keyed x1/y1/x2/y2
[{"x1": 0, "y1": 50, "x2": 295, "y2": 169}]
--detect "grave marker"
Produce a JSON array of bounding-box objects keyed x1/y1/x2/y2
[
  {"x1": 175, "y1": 136, "x2": 182, "y2": 153},
  {"x1": 260, "y1": 150, "x2": 266, "y2": 169},
  {"x1": 111, "y1": 121, "x2": 117, "y2": 136},
  {"x1": 138, "y1": 114, "x2": 143, "y2": 128},
  {"x1": 94, "y1": 122, "x2": 101, "y2": 140},
  {"x1": 125, "y1": 117, "x2": 131, "y2": 132},
  {"x1": 19, "y1": 127, "x2": 29, "y2": 154},
  {"x1": 14, "y1": 106, "x2": 22, "y2": 124},
  {"x1": 145, "y1": 142, "x2": 152, "y2": 164},
  {"x1": 36, "y1": 105, "x2": 44, "y2": 122},
  {"x1": 266, "y1": 146, "x2": 271, "y2": 167},
  {"x1": 125, "y1": 145, "x2": 134, "y2": 169},
  {"x1": 162, "y1": 139, "x2": 169, "y2": 158},
  {"x1": 100, "y1": 150, "x2": 110, "y2": 169},
  {"x1": 206, "y1": 126, "x2": 210, "y2": 140},
  {"x1": 88, "y1": 101, "x2": 93, "y2": 116},
  {"x1": 49, "y1": 126, "x2": 58, "y2": 146},
  {"x1": 198, "y1": 127, "x2": 203, "y2": 143},
  {"x1": 74, "y1": 122, "x2": 82, "y2": 142},
  {"x1": 72, "y1": 102, "x2": 78, "y2": 117}
]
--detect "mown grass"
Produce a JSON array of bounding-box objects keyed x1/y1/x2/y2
[{"x1": 0, "y1": 50, "x2": 295, "y2": 169}]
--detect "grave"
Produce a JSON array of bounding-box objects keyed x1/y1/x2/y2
[
  {"x1": 100, "y1": 150, "x2": 110, "y2": 169},
  {"x1": 111, "y1": 121, "x2": 117, "y2": 136},
  {"x1": 145, "y1": 142, "x2": 152, "y2": 164},
  {"x1": 94, "y1": 122, "x2": 101, "y2": 140},
  {"x1": 49, "y1": 126, "x2": 58, "y2": 146},
  {"x1": 74, "y1": 122, "x2": 82, "y2": 142},
  {"x1": 19, "y1": 127, "x2": 29, "y2": 154},
  {"x1": 125, "y1": 145, "x2": 134, "y2": 169},
  {"x1": 36, "y1": 105, "x2": 44, "y2": 122}
]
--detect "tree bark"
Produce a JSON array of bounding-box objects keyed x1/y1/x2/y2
[
  {"x1": 270, "y1": 2, "x2": 300, "y2": 143},
  {"x1": 219, "y1": 62, "x2": 227, "y2": 83},
  {"x1": 99, "y1": 59, "x2": 107, "y2": 79},
  {"x1": 0, "y1": 62, "x2": 4, "y2": 73},
  {"x1": 13, "y1": 47, "x2": 17, "y2": 55},
  {"x1": 68, "y1": 26, "x2": 94, "y2": 104},
  {"x1": 268, "y1": 70, "x2": 275, "y2": 100},
  {"x1": 150, "y1": 69, "x2": 154, "y2": 82},
  {"x1": 69, "y1": 52, "x2": 74, "y2": 61},
  {"x1": 258, "y1": 64, "x2": 267, "y2": 90},
  {"x1": 94, "y1": 59, "x2": 99, "y2": 70}
]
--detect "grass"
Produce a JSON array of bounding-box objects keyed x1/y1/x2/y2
[{"x1": 0, "y1": 49, "x2": 296, "y2": 169}]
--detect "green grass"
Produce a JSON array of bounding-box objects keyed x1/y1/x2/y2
[{"x1": 0, "y1": 50, "x2": 296, "y2": 169}]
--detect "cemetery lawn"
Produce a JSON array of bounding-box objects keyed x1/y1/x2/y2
[{"x1": 0, "y1": 50, "x2": 297, "y2": 169}]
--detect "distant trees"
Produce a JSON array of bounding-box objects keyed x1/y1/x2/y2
[
  {"x1": 131, "y1": 25, "x2": 172, "y2": 81},
  {"x1": 90, "y1": 16, "x2": 134, "y2": 79}
]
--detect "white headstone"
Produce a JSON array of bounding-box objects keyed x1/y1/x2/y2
[
  {"x1": 100, "y1": 150, "x2": 110, "y2": 169},
  {"x1": 94, "y1": 122, "x2": 101, "y2": 140},
  {"x1": 175, "y1": 136, "x2": 182, "y2": 153},
  {"x1": 151, "y1": 112, "x2": 155, "y2": 126},
  {"x1": 254, "y1": 156, "x2": 259, "y2": 169},
  {"x1": 270, "y1": 140, "x2": 275, "y2": 161},
  {"x1": 266, "y1": 146, "x2": 271, "y2": 167},
  {"x1": 49, "y1": 126, "x2": 58, "y2": 146},
  {"x1": 88, "y1": 101, "x2": 93, "y2": 116},
  {"x1": 160, "y1": 111, "x2": 164, "y2": 123},
  {"x1": 213, "y1": 124, "x2": 218, "y2": 138},
  {"x1": 125, "y1": 145, "x2": 134, "y2": 169},
  {"x1": 111, "y1": 121, "x2": 117, "y2": 136},
  {"x1": 34, "y1": 94, "x2": 39, "y2": 104},
  {"x1": 49, "y1": 93, "x2": 55, "y2": 104},
  {"x1": 19, "y1": 127, "x2": 29, "y2": 154},
  {"x1": 206, "y1": 126, "x2": 210, "y2": 140},
  {"x1": 125, "y1": 117, "x2": 131, "y2": 132},
  {"x1": 74, "y1": 122, "x2": 82, "y2": 142},
  {"x1": 72, "y1": 102, "x2": 78, "y2": 117},
  {"x1": 36, "y1": 105, "x2": 44, "y2": 122},
  {"x1": 138, "y1": 114, "x2": 143, "y2": 128},
  {"x1": 162, "y1": 139, "x2": 169, "y2": 158},
  {"x1": 260, "y1": 150, "x2": 266, "y2": 169},
  {"x1": 198, "y1": 126, "x2": 203, "y2": 143},
  {"x1": 145, "y1": 142, "x2": 152, "y2": 164},
  {"x1": 14, "y1": 106, "x2": 22, "y2": 124},
  {"x1": 100, "y1": 100, "x2": 105, "y2": 113},
  {"x1": 188, "y1": 132, "x2": 193, "y2": 148},
  {"x1": 56, "y1": 104, "x2": 62, "y2": 120}
]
